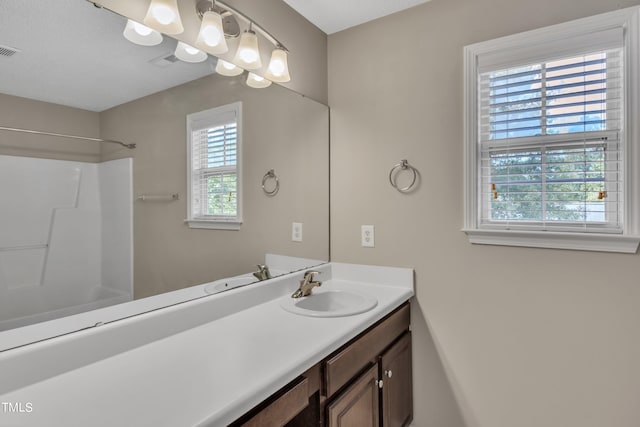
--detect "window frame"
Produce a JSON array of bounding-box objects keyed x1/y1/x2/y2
[
  {"x1": 463, "y1": 7, "x2": 640, "y2": 253},
  {"x1": 186, "y1": 102, "x2": 243, "y2": 230}
]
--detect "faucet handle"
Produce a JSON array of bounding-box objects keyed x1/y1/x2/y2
[
  {"x1": 253, "y1": 264, "x2": 271, "y2": 280},
  {"x1": 292, "y1": 270, "x2": 322, "y2": 298},
  {"x1": 303, "y1": 270, "x2": 320, "y2": 281}
]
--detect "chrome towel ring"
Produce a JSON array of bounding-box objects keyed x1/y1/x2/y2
[
  {"x1": 389, "y1": 159, "x2": 418, "y2": 193},
  {"x1": 262, "y1": 169, "x2": 280, "y2": 196}
]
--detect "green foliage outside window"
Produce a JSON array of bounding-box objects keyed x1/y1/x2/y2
[
  {"x1": 490, "y1": 147, "x2": 606, "y2": 222},
  {"x1": 207, "y1": 173, "x2": 237, "y2": 217}
]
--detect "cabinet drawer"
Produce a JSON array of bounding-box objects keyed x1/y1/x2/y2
[
  {"x1": 239, "y1": 376, "x2": 309, "y2": 427},
  {"x1": 324, "y1": 303, "x2": 410, "y2": 397}
]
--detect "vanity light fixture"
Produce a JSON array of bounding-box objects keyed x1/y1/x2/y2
[
  {"x1": 144, "y1": 0, "x2": 184, "y2": 35},
  {"x1": 215, "y1": 59, "x2": 243, "y2": 76},
  {"x1": 246, "y1": 72, "x2": 272, "y2": 89},
  {"x1": 265, "y1": 46, "x2": 290, "y2": 83},
  {"x1": 195, "y1": 5, "x2": 228, "y2": 55},
  {"x1": 119, "y1": 0, "x2": 292, "y2": 87},
  {"x1": 122, "y1": 19, "x2": 163, "y2": 46},
  {"x1": 174, "y1": 41, "x2": 208, "y2": 63},
  {"x1": 234, "y1": 26, "x2": 262, "y2": 70},
  {"x1": 195, "y1": 0, "x2": 292, "y2": 84}
]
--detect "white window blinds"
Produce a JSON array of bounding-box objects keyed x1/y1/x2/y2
[
  {"x1": 187, "y1": 103, "x2": 242, "y2": 228},
  {"x1": 478, "y1": 48, "x2": 623, "y2": 232}
]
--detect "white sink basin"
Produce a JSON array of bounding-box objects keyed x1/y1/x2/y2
[
  {"x1": 280, "y1": 289, "x2": 378, "y2": 318},
  {"x1": 204, "y1": 275, "x2": 257, "y2": 295}
]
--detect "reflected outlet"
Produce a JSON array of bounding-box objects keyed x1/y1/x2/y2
[{"x1": 292, "y1": 222, "x2": 303, "y2": 242}]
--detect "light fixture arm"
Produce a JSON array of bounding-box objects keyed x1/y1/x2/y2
[{"x1": 196, "y1": 0, "x2": 289, "y2": 52}]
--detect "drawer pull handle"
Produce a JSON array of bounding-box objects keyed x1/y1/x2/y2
[{"x1": 385, "y1": 370, "x2": 393, "y2": 378}]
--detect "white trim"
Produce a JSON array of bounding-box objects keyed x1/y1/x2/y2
[
  {"x1": 624, "y1": 7, "x2": 640, "y2": 242},
  {"x1": 463, "y1": 229, "x2": 640, "y2": 253},
  {"x1": 467, "y1": 8, "x2": 633, "y2": 69},
  {"x1": 184, "y1": 219, "x2": 242, "y2": 231},
  {"x1": 476, "y1": 27, "x2": 623, "y2": 73},
  {"x1": 463, "y1": 6, "x2": 640, "y2": 253}
]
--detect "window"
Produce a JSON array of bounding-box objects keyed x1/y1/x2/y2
[
  {"x1": 482, "y1": 51, "x2": 621, "y2": 230},
  {"x1": 187, "y1": 102, "x2": 242, "y2": 230},
  {"x1": 463, "y1": 8, "x2": 640, "y2": 253}
]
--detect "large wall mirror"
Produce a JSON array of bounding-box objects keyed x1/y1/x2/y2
[{"x1": 0, "y1": 0, "x2": 329, "y2": 350}]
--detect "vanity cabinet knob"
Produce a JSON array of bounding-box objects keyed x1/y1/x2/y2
[
  {"x1": 385, "y1": 370, "x2": 393, "y2": 378},
  {"x1": 376, "y1": 379, "x2": 384, "y2": 389}
]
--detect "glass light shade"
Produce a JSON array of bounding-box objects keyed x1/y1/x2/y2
[
  {"x1": 174, "y1": 42, "x2": 207, "y2": 63},
  {"x1": 215, "y1": 59, "x2": 243, "y2": 77},
  {"x1": 234, "y1": 31, "x2": 262, "y2": 70},
  {"x1": 123, "y1": 19, "x2": 163, "y2": 46},
  {"x1": 246, "y1": 73, "x2": 272, "y2": 89},
  {"x1": 265, "y1": 48, "x2": 291, "y2": 83},
  {"x1": 143, "y1": 0, "x2": 184, "y2": 35},
  {"x1": 195, "y1": 11, "x2": 228, "y2": 55}
]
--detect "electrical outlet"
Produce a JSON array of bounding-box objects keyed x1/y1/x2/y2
[
  {"x1": 361, "y1": 225, "x2": 375, "y2": 247},
  {"x1": 292, "y1": 222, "x2": 303, "y2": 242}
]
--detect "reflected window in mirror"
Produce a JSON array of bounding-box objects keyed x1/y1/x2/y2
[{"x1": 187, "y1": 102, "x2": 243, "y2": 230}]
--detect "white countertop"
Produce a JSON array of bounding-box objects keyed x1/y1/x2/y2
[{"x1": 0, "y1": 262, "x2": 413, "y2": 426}]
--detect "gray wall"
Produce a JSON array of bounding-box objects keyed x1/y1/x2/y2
[
  {"x1": 328, "y1": 1, "x2": 640, "y2": 426},
  {"x1": 0, "y1": 93, "x2": 101, "y2": 162},
  {"x1": 100, "y1": 75, "x2": 329, "y2": 298}
]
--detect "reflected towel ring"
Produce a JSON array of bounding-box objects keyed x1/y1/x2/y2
[
  {"x1": 389, "y1": 159, "x2": 418, "y2": 193},
  {"x1": 262, "y1": 169, "x2": 280, "y2": 196}
]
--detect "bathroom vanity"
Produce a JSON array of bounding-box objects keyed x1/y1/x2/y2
[
  {"x1": 0, "y1": 262, "x2": 414, "y2": 426},
  {"x1": 233, "y1": 302, "x2": 412, "y2": 427}
]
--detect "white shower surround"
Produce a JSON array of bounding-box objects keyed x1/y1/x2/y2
[{"x1": 0, "y1": 155, "x2": 133, "y2": 331}]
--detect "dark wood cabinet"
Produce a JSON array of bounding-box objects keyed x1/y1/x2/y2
[
  {"x1": 324, "y1": 304, "x2": 411, "y2": 397},
  {"x1": 380, "y1": 332, "x2": 413, "y2": 427},
  {"x1": 324, "y1": 303, "x2": 412, "y2": 427},
  {"x1": 230, "y1": 365, "x2": 320, "y2": 427},
  {"x1": 326, "y1": 330, "x2": 413, "y2": 427},
  {"x1": 326, "y1": 364, "x2": 380, "y2": 427}
]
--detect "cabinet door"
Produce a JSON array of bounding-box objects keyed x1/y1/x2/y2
[
  {"x1": 380, "y1": 332, "x2": 412, "y2": 427},
  {"x1": 326, "y1": 364, "x2": 379, "y2": 427}
]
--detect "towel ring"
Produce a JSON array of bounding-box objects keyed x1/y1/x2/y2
[
  {"x1": 262, "y1": 169, "x2": 279, "y2": 196},
  {"x1": 389, "y1": 159, "x2": 418, "y2": 193}
]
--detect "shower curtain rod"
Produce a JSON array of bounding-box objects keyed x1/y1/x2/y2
[{"x1": 0, "y1": 126, "x2": 136, "y2": 149}]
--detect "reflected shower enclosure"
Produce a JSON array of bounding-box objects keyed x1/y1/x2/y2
[{"x1": 0, "y1": 156, "x2": 133, "y2": 330}]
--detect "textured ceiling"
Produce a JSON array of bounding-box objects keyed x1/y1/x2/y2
[
  {"x1": 0, "y1": 0, "x2": 215, "y2": 112},
  {"x1": 283, "y1": 0, "x2": 432, "y2": 34}
]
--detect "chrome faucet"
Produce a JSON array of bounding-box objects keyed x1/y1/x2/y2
[
  {"x1": 291, "y1": 271, "x2": 322, "y2": 298},
  {"x1": 253, "y1": 264, "x2": 272, "y2": 281}
]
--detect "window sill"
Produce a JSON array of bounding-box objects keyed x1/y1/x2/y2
[
  {"x1": 186, "y1": 219, "x2": 242, "y2": 231},
  {"x1": 462, "y1": 229, "x2": 640, "y2": 253}
]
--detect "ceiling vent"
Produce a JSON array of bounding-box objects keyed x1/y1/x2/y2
[
  {"x1": 149, "y1": 53, "x2": 180, "y2": 68},
  {"x1": 0, "y1": 45, "x2": 20, "y2": 57}
]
